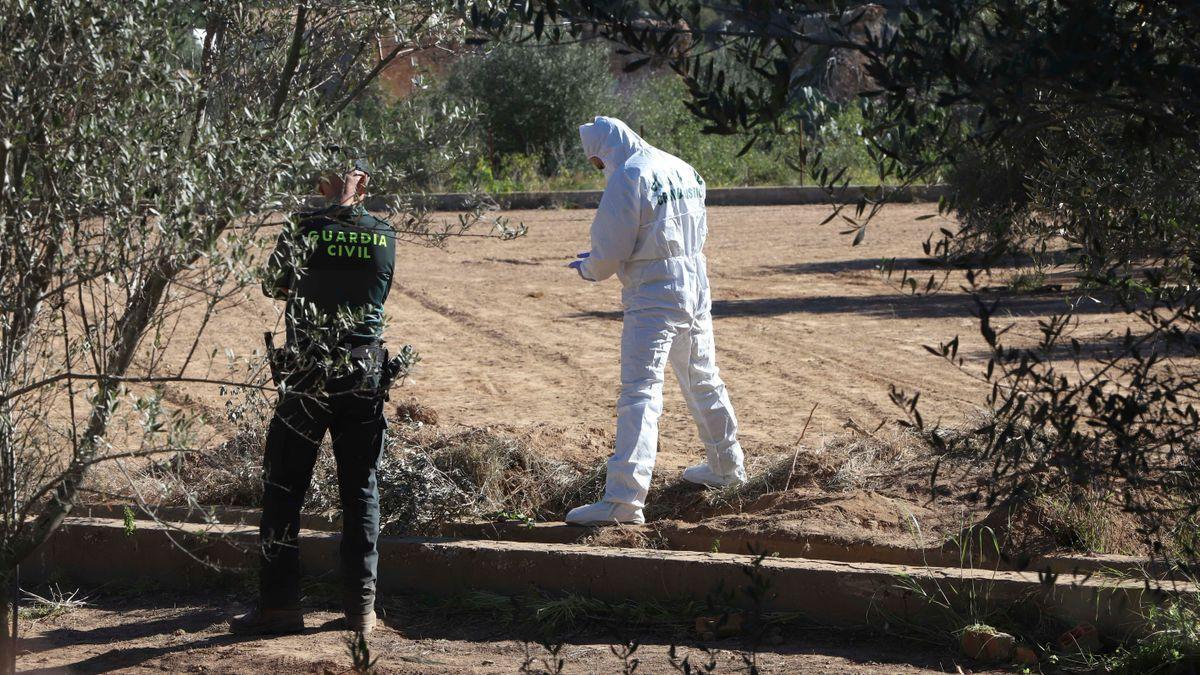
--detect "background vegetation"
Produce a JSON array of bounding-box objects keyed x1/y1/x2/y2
[
  {"x1": 460, "y1": 2, "x2": 1200, "y2": 669},
  {"x1": 335, "y1": 39, "x2": 877, "y2": 192},
  {"x1": 465, "y1": 0, "x2": 1200, "y2": 568}
]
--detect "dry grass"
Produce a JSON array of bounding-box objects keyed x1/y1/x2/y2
[
  {"x1": 135, "y1": 390, "x2": 271, "y2": 509},
  {"x1": 579, "y1": 523, "x2": 670, "y2": 550},
  {"x1": 644, "y1": 427, "x2": 930, "y2": 521},
  {"x1": 128, "y1": 404, "x2": 1157, "y2": 560},
  {"x1": 139, "y1": 408, "x2": 1146, "y2": 558},
  {"x1": 979, "y1": 489, "x2": 1146, "y2": 557},
  {"x1": 301, "y1": 423, "x2": 608, "y2": 534},
  {"x1": 20, "y1": 585, "x2": 89, "y2": 624},
  {"x1": 394, "y1": 399, "x2": 439, "y2": 426},
  {"x1": 403, "y1": 425, "x2": 605, "y2": 521},
  {"x1": 822, "y1": 430, "x2": 923, "y2": 491},
  {"x1": 140, "y1": 408, "x2": 607, "y2": 535}
]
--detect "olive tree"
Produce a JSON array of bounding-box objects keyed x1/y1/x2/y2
[
  {"x1": 0, "y1": 2, "x2": 509, "y2": 670},
  {"x1": 863, "y1": 0, "x2": 1200, "y2": 564},
  {"x1": 446, "y1": 40, "x2": 616, "y2": 173},
  {"x1": 469, "y1": 0, "x2": 1200, "y2": 562}
]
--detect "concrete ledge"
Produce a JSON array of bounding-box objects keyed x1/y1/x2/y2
[
  {"x1": 79, "y1": 505, "x2": 1175, "y2": 581},
  {"x1": 79, "y1": 504, "x2": 337, "y2": 534},
  {"x1": 26, "y1": 517, "x2": 1182, "y2": 634},
  {"x1": 449, "y1": 521, "x2": 1177, "y2": 581},
  {"x1": 352, "y1": 185, "x2": 949, "y2": 212}
]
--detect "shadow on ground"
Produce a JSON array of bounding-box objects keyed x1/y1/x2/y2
[
  {"x1": 19, "y1": 590, "x2": 970, "y2": 674},
  {"x1": 759, "y1": 255, "x2": 948, "y2": 276},
  {"x1": 571, "y1": 289, "x2": 1119, "y2": 322},
  {"x1": 20, "y1": 604, "x2": 248, "y2": 674},
  {"x1": 380, "y1": 596, "x2": 964, "y2": 674},
  {"x1": 760, "y1": 249, "x2": 1082, "y2": 278}
]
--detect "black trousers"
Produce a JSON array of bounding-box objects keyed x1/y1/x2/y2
[{"x1": 258, "y1": 365, "x2": 386, "y2": 615}]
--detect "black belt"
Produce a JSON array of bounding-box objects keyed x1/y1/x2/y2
[{"x1": 265, "y1": 333, "x2": 403, "y2": 400}]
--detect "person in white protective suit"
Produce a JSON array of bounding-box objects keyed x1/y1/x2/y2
[{"x1": 565, "y1": 116, "x2": 747, "y2": 526}]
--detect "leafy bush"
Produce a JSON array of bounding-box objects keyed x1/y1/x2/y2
[
  {"x1": 446, "y1": 41, "x2": 617, "y2": 175},
  {"x1": 334, "y1": 39, "x2": 885, "y2": 191},
  {"x1": 840, "y1": 0, "x2": 1200, "y2": 565},
  {"x1": 623, "y1": 74, "x2": 798, "y2": 186},
  {"x1": 336, "y1": 82, "x2": 482, "y2": 193},
  {"x1": 805, "y1": 100, "x2": 880, "y2": 187},
  {"x1": 453, "y1": 67, "x2": 875, "y2": 190},
  {"x1": 1106, "y1": 595, "x2": 1200, "y2": 674},
  {"x1": 940, "y1": 141, "x2": 1032, "y2": 261}
]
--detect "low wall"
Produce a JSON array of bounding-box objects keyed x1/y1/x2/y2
[
  {"x1": 77, "y1": 505, "x2": 1175, "y2": 580},
  {"x1": 26, "y1": 516, "x2": 1173, "y2": 634}
]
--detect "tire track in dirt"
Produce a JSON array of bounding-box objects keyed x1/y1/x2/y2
[
  {"x1": 387, "y1": 281, "x2": 615, "y2": 439},
  {"x1": 704, "y1": 294, "x2": 983, "y2": 439},
  {"x1": 785, "y1": 318, "x2": 980, "y2": 407},
  {"x1": 694, "y1": 282, "x2": 876, "y2": 435},
  {"x1": 393, "y1": 282, "x2": 576, "y2": 367},
  {"x1": 387, "y1": 285, "x2": 536, "y2": 411},
  {"x1": 709, "y1": 323, "x2": 894, "y2": 439}
]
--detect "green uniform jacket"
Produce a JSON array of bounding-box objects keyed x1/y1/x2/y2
[{"x1": 263, "y1": 204, "x2": 396, "y2": 347}]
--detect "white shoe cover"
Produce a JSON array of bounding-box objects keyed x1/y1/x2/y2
[
  {"x1": 565, "y1": 500, "x2": 645, "y2": 526},
  {"x1": 681, "y1": 462, "x2": 747, "y2": 488}
]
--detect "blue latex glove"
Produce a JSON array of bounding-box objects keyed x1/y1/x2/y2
[{"x1": 568, "y1": 251, "x2": 596, "y2": 281}]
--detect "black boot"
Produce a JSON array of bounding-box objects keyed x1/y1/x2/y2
[
  {"x1": 229, "y1": 607, "x2": 305, "y2": 635},
  {"x1": 343, "y1": 608, "x2": 377, "y2": 634}
]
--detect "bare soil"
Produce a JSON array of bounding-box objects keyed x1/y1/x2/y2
[
  {"x1": 134, "y1": 203, "x2": 1141, "y2": 549},
  {"x1": 377, "y1": 204, "x2": 1135, "y2": 551},
  {"x1": 17, "y1": 590, "x2": 1000, "y2": 674},
  {"x1": 29, "y1": 204, "x2": 1135, "y2": 672},
  {"x1": 170, "y1": 203, "x2": 1131, "y2": 463}
]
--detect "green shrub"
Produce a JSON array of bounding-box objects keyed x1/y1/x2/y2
[
  {"x1": 809, "y1": 103, "x2": 878, "y2": 185},
  {"x1": 447, "y1": 41, "x2": 618, "y2": 175},
  {"x1": 335, "y1": 45, "x2": 881, "y2": 191},
  {"x1": 623, "y1": 74, "x2": 798, "y2": 186},
  {"x1": 335, "y1": 82, "x2": 480, "y2": 192},
  {"x1": 626, "y1": 74, "x2": 885, "y2": 187},
  {"x1": 1058, "y1": 593, "x2": 1200, "y2": 675}
]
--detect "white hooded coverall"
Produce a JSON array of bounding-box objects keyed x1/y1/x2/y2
[{"x1": 577, "y1": 116, "x2": 745, "y2": 509}]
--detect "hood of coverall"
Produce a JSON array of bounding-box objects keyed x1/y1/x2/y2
[{"x1": 579, "y1": 116, "x2": 648, "y2": 182}]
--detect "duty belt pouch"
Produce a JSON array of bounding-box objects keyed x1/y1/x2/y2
[
  {"x1": 264, "y1": 332, "x2": 286, "y2": 387},
  {"x1": 380, "y1": 349, "x2": 405, "y2": 401},
  {"x1": 324, "y1": 343, "x2": 379, "y2": 395},
  {"x1": 349, "y1": 344, "x2": 384, "y2": 379}
]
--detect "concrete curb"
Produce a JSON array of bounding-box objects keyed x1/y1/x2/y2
[
  {"x1": 79, "y1": 505, "x2": 1174, "y2": 581},
  {"x1": 354, "y1": 185, "x2": 949, "y2": 212},
  {"x1": 79, "y1": 504, "x2": 337, "y2": 534},
  {"x1": 446, "y1": 521, "x2": 1176, "y2": 581},
  {"x1": 27, "y1": 517, "x2": 1181, "y2": 633}
]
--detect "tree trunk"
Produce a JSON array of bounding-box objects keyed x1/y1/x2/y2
[{"x1": 0, "y1": 570, "x2": 15, "y2": 675}]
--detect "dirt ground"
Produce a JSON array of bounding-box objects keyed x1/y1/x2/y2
[
  {"x1": 131, "y1": 202, "x2": 1141, "y2": 549},
  {"x1": 392, "y1": 203, "x2": 977, "y2": 467},
  {"x1": 171, "y1": 203, "x2": 1131, "y2": 472},
  {"x1": 17, "y1": 590, "x2": 999, "y2": 674},
  {"x1": 25, "y1": 204, "x2": 1132, "y2": 673}
]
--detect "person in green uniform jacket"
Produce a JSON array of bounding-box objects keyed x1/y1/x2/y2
[{"x1": 231, "y1": 157, "x2": 395, "y2": 636}]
